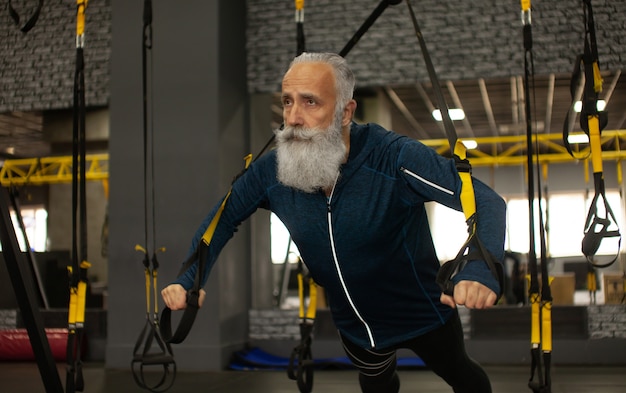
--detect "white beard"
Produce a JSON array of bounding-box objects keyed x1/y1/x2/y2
[{"x1": 275, "y1": 115, "x2": 346, "y2": 193}]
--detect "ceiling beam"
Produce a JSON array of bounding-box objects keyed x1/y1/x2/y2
[
  {"x1": 603, "y1": 69, "x2": 621, "y2": 105},
  {"x1": 414, "y1": 82, "x2": 445, "y2": 137},
  {"x1": 478, "y1": 78, "x2": 498, "y2": 137},
  {"x1": 384, "y1": 86, "x2": 429, "y2": 139},
  {"x1": 544, "y1": 73, "x2": 555, "y2": 134},
  {"x1": 446, "y1": 81, "x2": 474, "y2": 138}
]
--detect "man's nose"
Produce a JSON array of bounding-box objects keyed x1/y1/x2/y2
[{"x1": 284, "y1": 104, "x2": 304, "y2": 126}]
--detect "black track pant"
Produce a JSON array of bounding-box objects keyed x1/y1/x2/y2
[{"x1": 339, "y1": 311, "x2": 491, "y2": 393}]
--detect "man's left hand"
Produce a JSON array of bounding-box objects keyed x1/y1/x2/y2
[{"x1": 440, "y1": 280, "x2": 496, "y2": 309}]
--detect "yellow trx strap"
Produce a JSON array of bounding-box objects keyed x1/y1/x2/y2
[
  {"x1": 67, "y1": 2, "x2": 90, "y2": 392},
  {"x1": 76, "y1": 0, "x2": 87, "y2": 46},
  {"x1": 587, "y1": 265, "x2": 598, "y2": 304},
  {"x1": 161, "y1": 154, "x2": 253, "y2": 344},
  {"x1": 131, "y1": 3, "x2": 177, "y2": 389},
  {"x1": 403, "y1": 0, "x2": 503, "y2": 296},
  {"x1": 520, "y1": 2, "x2": 554, "y2": 392},
  {"x1": 570, "y1": 0, "x2": 621, "y2": 268},
  {"x1": 201, "y1": 154, "x2": 253, "y2": 246}
]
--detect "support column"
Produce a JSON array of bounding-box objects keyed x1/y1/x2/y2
[{"x1": 107, "y1": 0, "x2": 249, "y2": 370}]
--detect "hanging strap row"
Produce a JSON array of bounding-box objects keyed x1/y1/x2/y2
[
  {"x1": 66, "y1": 2, "x2": 90, "y2": 392},
  {"x1": 402, "y1": 0, "x2": 503, "y2": 297}
]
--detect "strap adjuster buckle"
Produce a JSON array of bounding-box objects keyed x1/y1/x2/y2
[{"x1": 455, "y1": 157, "x2": 472, "y2": 173}]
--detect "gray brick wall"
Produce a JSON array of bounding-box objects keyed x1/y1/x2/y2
[
  {"x1": 2, "y1": 1, "x2": 625, "y2": 115},
  {"x1": 1, "y1": 0, "x2": 111, "y2": 112},
  {"x1": 250, "y1": 305, "x2": 626, "y2": 341},
  {"x1": 247, "y1": 0, "x2": 626, "y2": 93},
  {"x1": 249, "y1": 309, "x2": 301, "y2": 340},
  {"x1": 0, "y1": 309, "x2": 17, "y2": 330},
  {"x1": 588, "y1": 305, "x2": 626, "y2": 339}
]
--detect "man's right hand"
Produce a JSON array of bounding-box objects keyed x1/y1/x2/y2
[{"x1": 161, "y1": 283, "x2": 206, "y2": 310}]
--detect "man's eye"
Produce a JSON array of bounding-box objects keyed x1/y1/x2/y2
[{"x1": 306, "y1": 99, "x2": 315, "y2": 105}]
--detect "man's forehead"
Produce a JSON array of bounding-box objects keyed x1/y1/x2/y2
[{"x1": 282, "y1": 62, "x2": 335, "y2": 91}]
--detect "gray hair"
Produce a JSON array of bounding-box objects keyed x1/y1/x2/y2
[{"x1": 288, "y1": 52, "x2": 355, "y2": 112}]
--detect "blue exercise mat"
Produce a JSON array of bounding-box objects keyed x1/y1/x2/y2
[{"x1": 229, "y1": 347, "x2": 424, "y2": 371}]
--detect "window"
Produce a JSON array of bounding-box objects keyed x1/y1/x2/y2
[
  {"x1": 506, "y1": 191, "x2": 623, "y2": 258},
  {"x1": 0, "y1": 207, "x2": 48, "y2": 252},
  {"x1": 428, "y1": 202, "x2": 468, "y2": 262},
  {"x1": 270, "y1": 213, "x2": 300, "y2": 264}
]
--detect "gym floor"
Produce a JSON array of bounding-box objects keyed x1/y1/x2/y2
[{"x1": 1, "y1": 362, "x2": 625, "y2": 392}]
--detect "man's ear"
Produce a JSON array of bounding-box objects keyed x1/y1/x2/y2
[{"x1": 342, "y1": 99, "x2": 357, "y2": 127}]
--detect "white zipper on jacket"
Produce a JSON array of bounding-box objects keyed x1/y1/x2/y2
[
  {"x1": 400, "y1": 167, "x2": 454, "y2": 195},
  {"x1": 326, "y1": 177, "x2": 376, "y2": 348}
]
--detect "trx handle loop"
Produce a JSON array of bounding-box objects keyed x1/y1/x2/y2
[
  {"x1": 404, "y1": 0, "x2": 503, "y2": 298},
  {"x1": 8, "y1": 0, "x2": 44, "y2": 33},
  {"x1": 131, "y1": 245, "x2": 176, "y2": 393},
  {"x1": 435, "y1": 215, "x2": 504, "y2": 299},
  {"x1": 160, "y1": 154, "x2": 253, "y2": 344},
  {"x1": 582, "y1": 173, "x2": 621, "y2": 267},
  {"x1": 287, "y1": 258, "x2": 317, "y2": 393},
  {"x1": 565, "y1": 0, "x2": 620, "y2": 267}
]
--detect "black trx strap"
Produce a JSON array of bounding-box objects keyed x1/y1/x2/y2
[
  {"x1": 401, "y1": 0, "x2": 503, "y2": 298},
  {"x1": 294, "y1": 0, "x2": 305, "y2": 56},
  {"x1": 338, "y1": 0, "x2": 402, "y2": 57},
  {"x1": 287, "y1": 258, "x2": 317, "y2": 393},
  {"x1": 0, "y1": 190, "x2": 64, "y2": 392},
  {"x1": 518, "y1": 2, "x2": 553, "y2": 392},
  {"x1": 8, "y1": 0, "x2": 43, "y2": 33},
  {"x1": 66, "y1": 2, "x2": 90, "y2": 392},
  {"x1": 563, "y1": 0, "x2": 620, "y2": 268},
  {"x1": 130, "y1": 2, "x2": 177, "y2": 391},
  {"x1": 8, "y1": 186, "x2": 50, "y2": 309}
]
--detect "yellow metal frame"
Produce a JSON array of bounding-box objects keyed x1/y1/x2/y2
[
  {"x1": 2, "y1": 130, "x2": 626, "y2": 186},
  {"x1": 422, "y1": 129, "x2": 626, "y2": 167},
  {"x1": 1, "y1": 153, "x2": 108, "y2": 186}
]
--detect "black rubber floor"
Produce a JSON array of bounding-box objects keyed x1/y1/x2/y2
[{"x1": 1, "y1": 362, "x2": 625, "y2": 392}]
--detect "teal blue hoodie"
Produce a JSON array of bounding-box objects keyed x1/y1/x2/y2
[{"x1": 174, "y1": 122, "x2": 506, "y2": 350}]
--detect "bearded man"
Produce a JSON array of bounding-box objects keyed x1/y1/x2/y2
[{"x1": 162, "y1": 52, "x2": 506, "y2": 393}]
